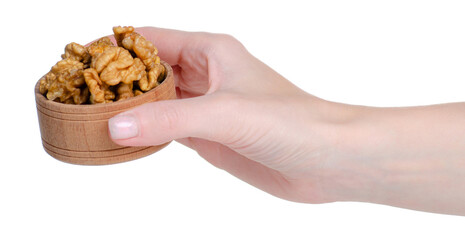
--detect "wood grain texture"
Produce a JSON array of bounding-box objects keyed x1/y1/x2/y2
[{"x1": 35, "y1": 61, "x2": 176, "y2": 165}]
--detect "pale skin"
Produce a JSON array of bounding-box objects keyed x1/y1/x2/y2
[{"x1": 108, "y1": 27, "x2": 465, "y2": 216}]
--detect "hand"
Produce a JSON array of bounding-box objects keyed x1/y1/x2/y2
[
  {"x1": 108, "y1": 27, "x2": 346, "y2": 203},
  {"x1": 108, "y1": 27, "x2": 465, "y2": 215}
]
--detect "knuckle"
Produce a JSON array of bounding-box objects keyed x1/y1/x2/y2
[
  {"x1": 202, "y1": 33, "x2": 245, "y2": 53},
  {"x1": 216, "y1": 34, "x2": 243, "y2": 48},
  {"x1": 214, "y1": 33, "x2": 237, "y2": 43}
]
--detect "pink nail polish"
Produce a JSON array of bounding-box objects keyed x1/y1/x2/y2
[{"x1": 108, "y1": 114, "x2": 139, "y2": 140}]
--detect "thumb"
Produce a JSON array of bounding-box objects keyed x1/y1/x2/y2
[{"x1": 109, "y1": 94, "x2": 239, "y2": 146}]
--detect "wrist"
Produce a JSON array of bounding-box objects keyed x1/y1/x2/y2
[
  {"x1": 320, "y1": 102, "x2": 465, "y2": 215},
  {"x1": 319, "y1": 103, "x2": 415, "y2": 204},
  {"x1": 321, "y1": 104, "x2": 388, "y2": 203},
  {"x1": 303, "y1": 100, "x2": 382, "y2": 203}
]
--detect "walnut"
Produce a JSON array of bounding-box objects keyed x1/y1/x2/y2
[
  {"x1": 73, "y1": 87, "x2": 90, "y2": 105},
  {"x1": 117, "y1": 57, "x2": 146, "y2": 85},
  {"x1": 40, "y1": 58, "x2": 86, "y2": 104},
  {"x1": 40, "y1": 26, "x2": 165, "y2": 104},
  {"x1": 116, "y1": 82, "x2": 134, "y2": 101},
  {"x1": 113, "y1": 26, "x2": 161, "y2": 71},
  {"x1": 113, "y1": 26, "x2": 165, "y2": 92},
  {"x1": 41, "y1": 43, "x2": 90, "y2": 104},
  {"x1": 91, "y1": 46, "x2": 131, "y2": 74},
  {"x1": 140, "y1": 63, "x2": 165, "y2": 91},
  {"x1": 92, "y1": 46, "x2": 146, "y2": 86},
  {"x1": 83, "y1": 68, "x2": 115, "y2": 104},
  {"x1": 62, "y1": 88, "x2": 90, "y2": 105},
  {"x1": 134, "y1": 89, "x2": 144, "y2": 96},
  {"x1": 132, "y1": 35, "x2": 160, "y2": 71},
  {"x1": 87, "y1": 37, "x2": 114, "y2": 58},
  {"x1": 113, "y1": 26, "x2": 135, "y2": 47},
  {"x1": 62, "y1": 42, "x2": 91, "y2": 65}
]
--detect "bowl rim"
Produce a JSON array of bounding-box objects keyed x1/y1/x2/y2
[{"x1": 35, "y1": 60, "x2": 173, "y2": 114}]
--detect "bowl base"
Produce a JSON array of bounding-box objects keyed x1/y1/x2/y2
[{"x1": 42, "y1": 140, "x2": 170, "y2": 165}]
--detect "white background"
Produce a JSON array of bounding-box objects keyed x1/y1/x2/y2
[{"x1": 1, "y1": 0, "x2": 465, "y2": 239}]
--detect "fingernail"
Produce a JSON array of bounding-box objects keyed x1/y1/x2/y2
[{"x1": 108, "y1": 114, "x2": 139, "y2": 139}]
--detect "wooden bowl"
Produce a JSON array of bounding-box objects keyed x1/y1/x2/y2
[{"x1": 35, "y1": 61, "x2": 176, "y2": 165}]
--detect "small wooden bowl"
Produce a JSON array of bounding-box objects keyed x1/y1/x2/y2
[{"x1": 35, "y1": 61, "x2": 176, "y2": 165}]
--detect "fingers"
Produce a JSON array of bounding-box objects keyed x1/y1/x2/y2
[
  {"x1": 134, "y1": 27, "x2": 188, "y2": 66},
  {"x1": 136, "y1": 27, "x2": 251, "y2": 74},
  {"x1": 135, "y1": 27, "x2": 213, "y2": 67},
  {"x1": 109, "y1": 93, "x2": 242, "y2": 146},
  {"x1": 135, "y1": 27, "x2": 231, "y2": 94}
]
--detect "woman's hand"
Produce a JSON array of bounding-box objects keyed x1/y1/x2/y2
[
  {"x1": 109, "y1": 27, "x2": 465, "y2": 215},
  {"x1": 108, "y1": 27, "x2": 347, "y2": 203}
]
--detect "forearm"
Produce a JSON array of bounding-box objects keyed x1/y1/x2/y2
[{"x1": 328, "y1": 102, "x2": 465, "y2": 215}]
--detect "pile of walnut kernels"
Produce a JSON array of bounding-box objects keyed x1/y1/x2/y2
[{"x1": 39, "y1": 26, "x2": 165, "y2": 104}]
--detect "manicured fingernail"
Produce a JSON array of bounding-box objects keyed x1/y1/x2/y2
[{"x1": 109, "y1": 114, "x2": 139, "y2": 139}]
